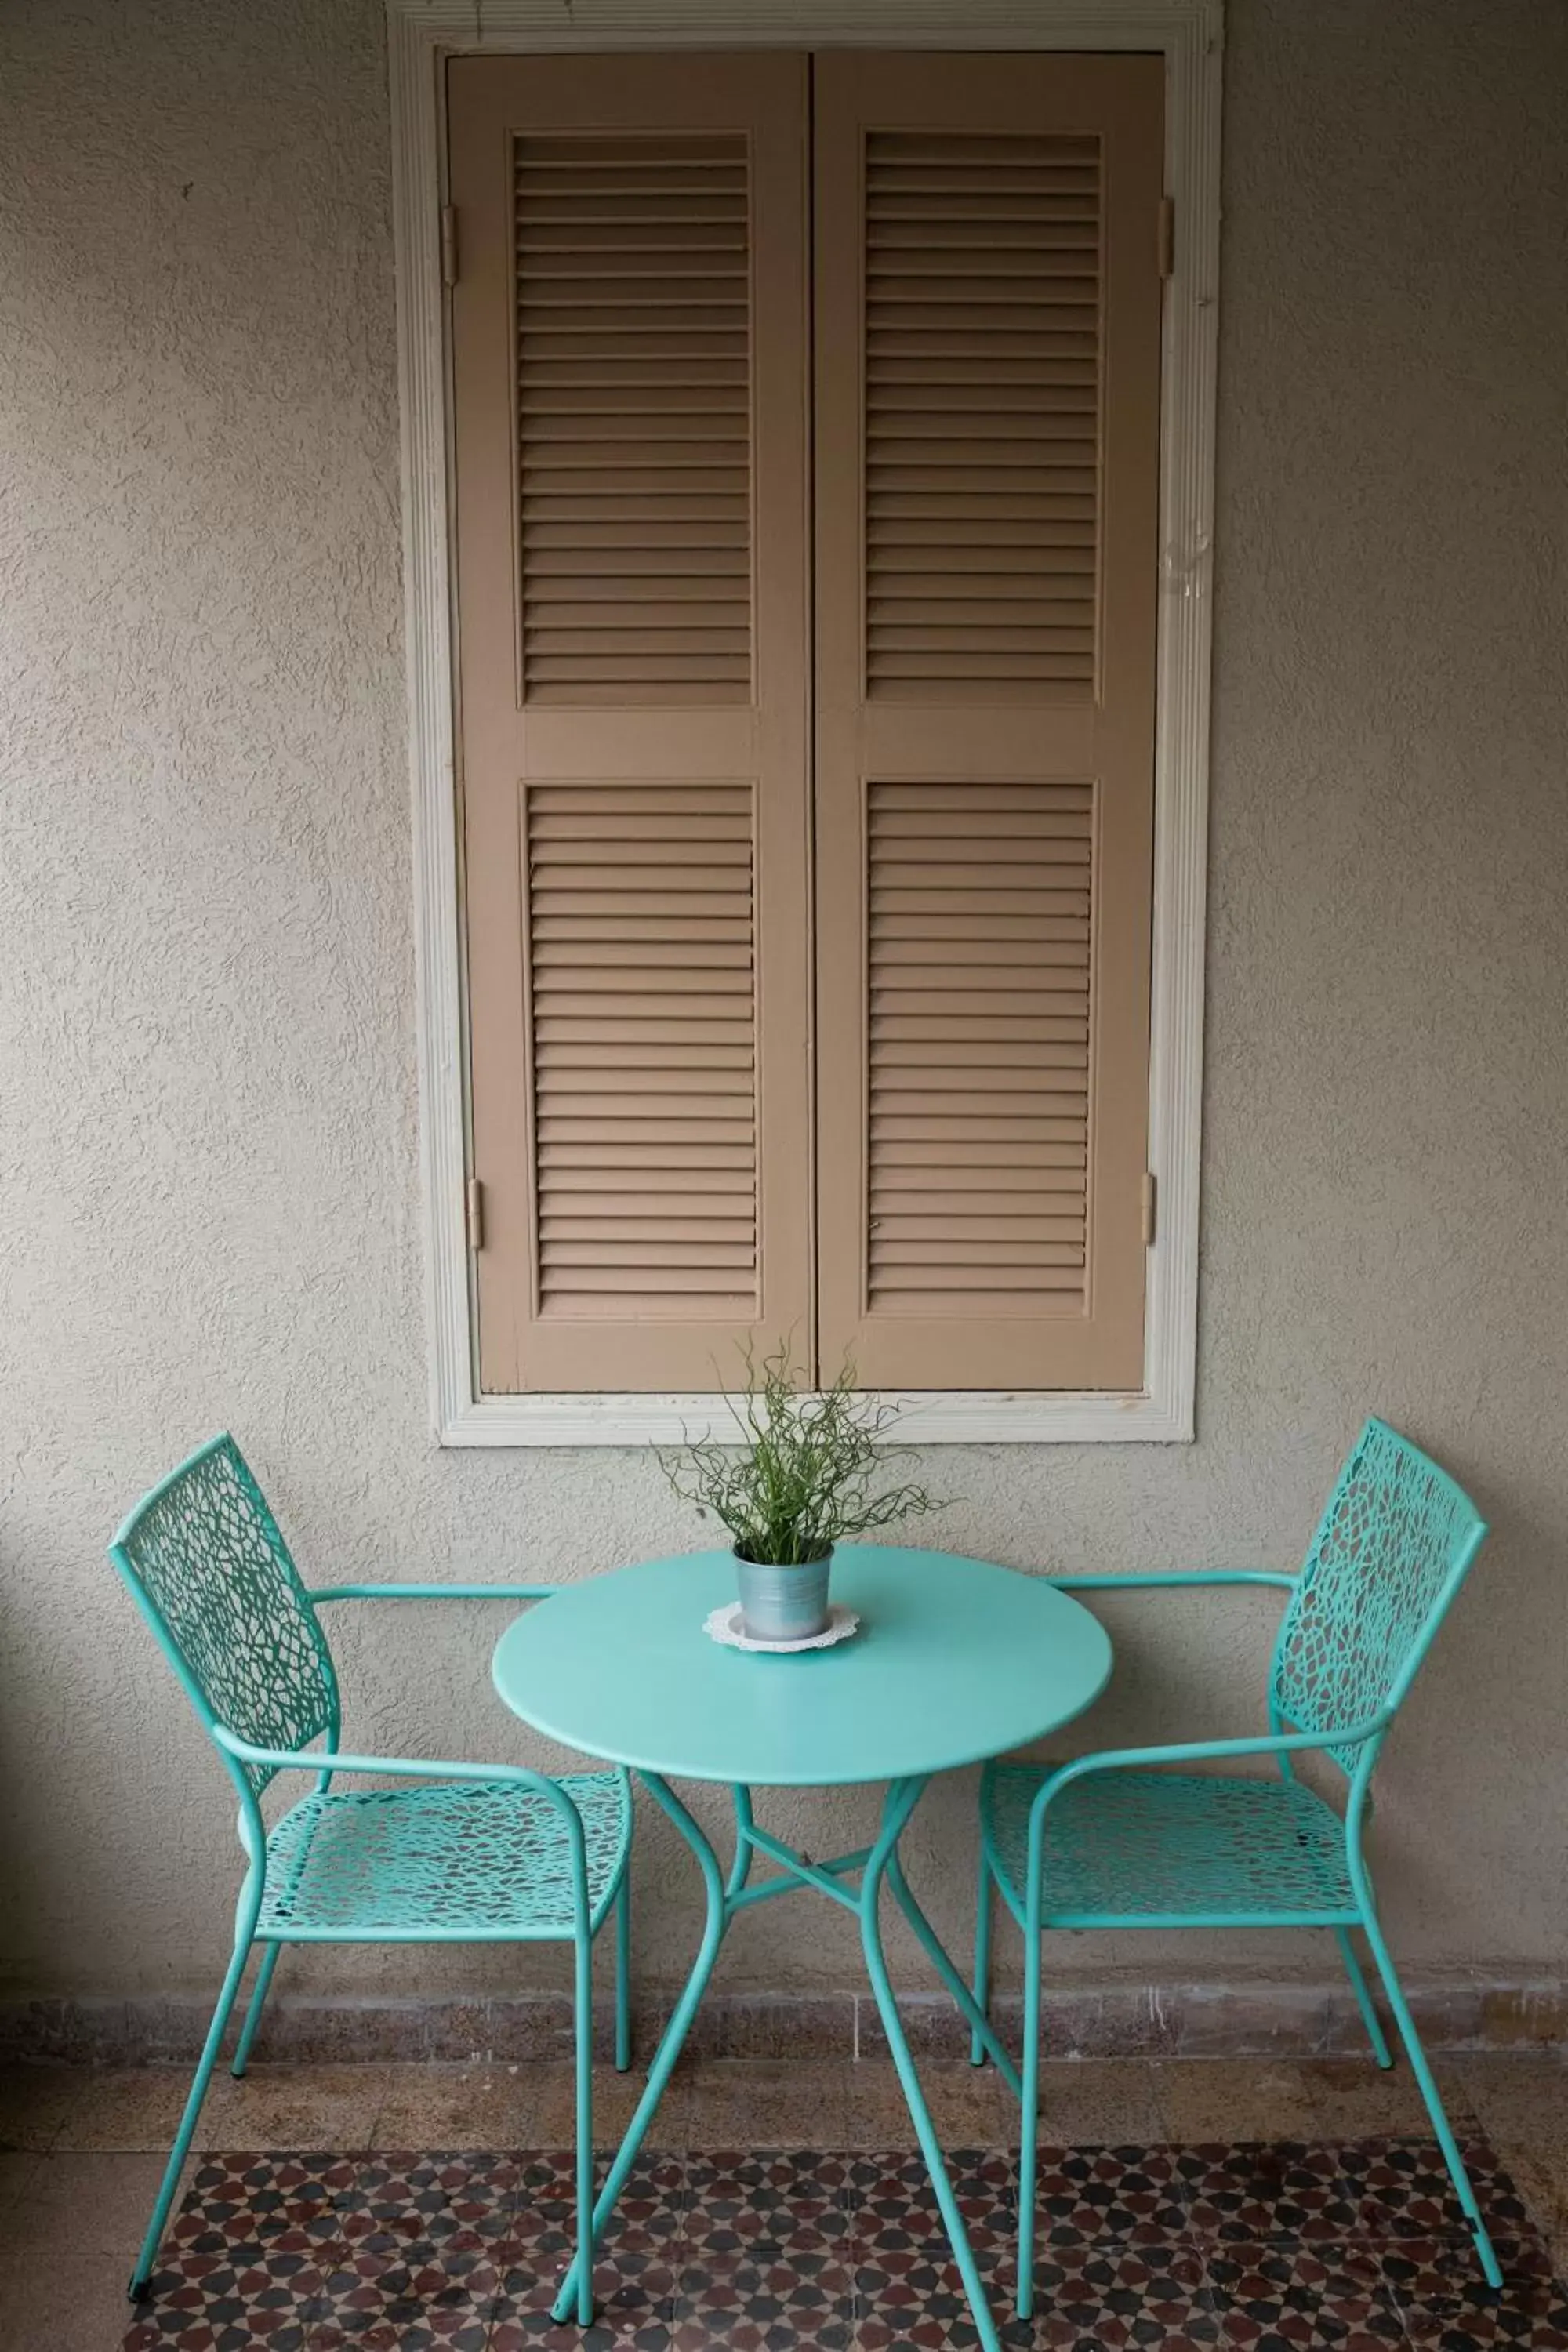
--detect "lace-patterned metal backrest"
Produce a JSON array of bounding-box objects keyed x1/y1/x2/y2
[
  {"x1": 1270, "y1": 1418, "x2": 1486, "y2": 1775},
  {"x1": 110, "y1": 1435, "x2": 338, "y2": 1795}
]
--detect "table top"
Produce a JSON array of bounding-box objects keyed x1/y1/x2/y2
[{"x1": 492, "y1": 1546, "x2": 1112, "y2": 1787}]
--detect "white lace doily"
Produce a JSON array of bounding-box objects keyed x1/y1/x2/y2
[{"x1": 702, "y1": 1601, "x2": 862, "y2": 1654}]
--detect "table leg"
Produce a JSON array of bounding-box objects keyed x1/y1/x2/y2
[
  {"x1": 860, "y1": 1777, "x2": 1006, "y2": 2352},
  {"x1": 550, "y1": 1769, "x2": 728, "y2": 2325},
  {"x1": 886, "y1": 1843, "x2": 1022, "y2": 2098}
]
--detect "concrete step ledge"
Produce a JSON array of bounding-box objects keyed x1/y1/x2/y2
[{"x1": 2, "y1": 1976, "x2": 1563, "y2": 2068}]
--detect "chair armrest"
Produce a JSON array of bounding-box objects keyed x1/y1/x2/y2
[
  {"x1": 1047, "y1": 1570, "x2": 1297, "y2": 1592},
  {"x1": 307, "y1": 1582, "x2": 561, "y2": 1604},
  {"x1": 211, "y1": 1725, "x2": 590, "y2": 1814},
  {"x1": 1016, "y1": 1716, "x2": 1391, "y2": 1882},
  {"x1": 1029, "y1": 1718, "x2": 1389, "y2": 1793}
]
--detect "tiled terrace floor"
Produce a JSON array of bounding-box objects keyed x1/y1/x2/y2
[{"x1": 0, "y1": 2053, "x2": 1562, "y2": 2350}]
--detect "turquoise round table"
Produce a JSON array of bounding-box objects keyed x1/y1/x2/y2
[{"x1": 493, "y1": 1544, "x2": 1112, "y2": 2350}]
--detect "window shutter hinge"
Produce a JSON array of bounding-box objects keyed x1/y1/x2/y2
[
  {"x1": 441, "y1": 205, "x2": 459, "y2": 287},
  {"x1": 1158, "y1": 194, "x2": 1175, "y2": 280},
  {"x1": 466, "y1": 1176, "x2": 485, "y2": 1252},
  {"x1": 1141, "y1": 1171, "x2": 1158, "y2": 1247}
]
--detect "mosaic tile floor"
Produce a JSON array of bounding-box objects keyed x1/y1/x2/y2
[{"x1": 119, "y1": 2136, "x2": 1567, "y2": 2350}]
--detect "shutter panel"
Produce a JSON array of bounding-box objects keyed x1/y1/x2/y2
[
  {"x1": 866, "y1": 779, "x2": 1092, "y2": 1316},
  {"x1": 862, "y1": 130, "x2": 1101, "y2": 698},
  {"x1": 450, "y1": 56, "x2": 811, "y2": 1392},
  {"x1": 815, "y1": 53, "x2": 1163, "y2": 1391},
  {"x1": 527, "y1": 780, "x2": 758, "y2": 1320},
  {"x1": 513, "y1": 132, "x2": 753, "y2": 705}
]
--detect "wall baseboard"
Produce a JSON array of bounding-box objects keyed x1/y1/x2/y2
[{"x1": 2, "y1": 1977, "x2": 1563, "y2": 2068}]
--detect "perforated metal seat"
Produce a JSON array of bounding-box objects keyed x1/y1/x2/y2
[
  {"x1": 985, "y1": 1762, "x2": 1356, "y2": 1929},
  {"x1": 260, "y1": 1770, "x2": 631, "y2": 1940}
]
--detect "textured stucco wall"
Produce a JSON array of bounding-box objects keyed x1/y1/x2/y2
[{"x1": 2, "y1": 0, "x2": 1566, "y2": 2015}]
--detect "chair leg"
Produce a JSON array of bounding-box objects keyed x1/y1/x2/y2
[
  {"x1": 1359, "y1": 1907, "x2": 1502, "y2": 2288},
  {"x1": 230, "y1": 1940, "x2": 281, "y2": 2078},
  {"x1": 969, "y1": 1838, "x2": 993, "y2": 2068},
  {"x1": 130, "y1": 1936, "x2": 254, "y2": 2298},
  {"x1": 573, "y1": 1927, "x2": 597, "y2": 2326},
  {"x1": 1334, "y1": 1926, "x2": 1392, "y2": 2069},
  {"x1": 614, "y1": 1872, "x2": 632, "y2": 2073},
  {"x1": 1016, "y1": 1931, "x2": 1042, "y2": 2321}
]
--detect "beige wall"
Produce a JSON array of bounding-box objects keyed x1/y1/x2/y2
[{"x1": 2, "y1": 0, "x2": 1566, "y2": 2018}]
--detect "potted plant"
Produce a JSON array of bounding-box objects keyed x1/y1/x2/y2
[{"x1": 660, "y1": 1344, "x2": 938, "y2": 1641}]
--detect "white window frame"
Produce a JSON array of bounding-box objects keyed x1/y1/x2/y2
[{"x1": 390, "y1": 0, "x2": 1222, "y2": 1446}]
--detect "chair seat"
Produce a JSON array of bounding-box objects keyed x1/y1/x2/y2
[
  {"x1": 258, "y1": 1770, "x2": 630, "y2": 1941},
  {"x1": 984, "y1": 1762, "x2": 1358, "y2": 1928}
]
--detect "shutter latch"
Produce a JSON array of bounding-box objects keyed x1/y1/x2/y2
[
  {"x1": 1158, "y1": 194, "x2": 1175, "y2": 281},
  {"x1": 441, "y1": 205, "x2": 459, "y2": 288},
  {"x1": 466, "y1": 1177, "x2": 485, "y2": 1252},
  {"x1": 1141, "y1": 1171, "x2": 1158, "y2": 1247}
]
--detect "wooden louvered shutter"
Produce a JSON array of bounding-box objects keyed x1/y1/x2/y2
[
  {"x1": 449, "y1": 55, "x2": 812, "y2": 1391},
  {"x1": 814, "y1": 53, "x2": 1163, "y2": 1390}
]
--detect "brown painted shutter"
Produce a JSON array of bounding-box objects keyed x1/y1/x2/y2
[
  {"x1": 814, "y1": 52, "x2": 1163, "y2": 1390},
  {"x1": 449, "y1": 55, "x2": 812, "y2": 1392}
]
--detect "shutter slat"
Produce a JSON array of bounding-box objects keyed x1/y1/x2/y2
[
  {"x1": 540, "y1": 1269, "x2": 758, "y2": 1295},
  {"x1": 866, "y1": 780, "x2": 1094, "y2": 1313},
  {"x1": 870, "y1": 1120, "x2": 1087, "y2": 1144},
  {"x1": 522, "y1": 545, "x2": 749, "y2": 573},
  {"x1": 528, "y1": 780, "x2": 758, "y2": 1317},
  {"x1": 539, "y1": 1164, "x2": 756, "y2": 1189},
  {"x1": 874, "y1": 1042, "x2": 1089, "y2": 1069},
  {"x1": 873, "y1": 1140, "x2": 1087, "y2": 1168},
  {"x1": 873, "y1": 1181, "x2": 1088, "y2": 1207},
  {"x1": 864, "y1": 127, "x2": 1101, "y2": 699},
  {"x1": 543, "y1": 1241, "x2": 755, "y2": 1269},
  {"x1": 515, "y1": 129, "x2": 752, "y2": 703},
  {"x1": 536, "y1": 1040, "x2": 753, "y2": 1064},
  {"x1": 873, "y1": 1015, "x2": 1087, "y2": 1041}
]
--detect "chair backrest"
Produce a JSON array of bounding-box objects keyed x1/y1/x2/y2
[
  {"x1": 108, "y1": 1434, "x2": 338, "y2": 1795},
  {"x1": 1269, "y1": 1417, "x2": 1487, "y2": 1775}
]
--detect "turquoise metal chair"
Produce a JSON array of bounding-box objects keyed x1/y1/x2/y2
[
  {"x1": 969, "y1": 1417, "x2": 1499, "y2": 2318},
  {"x1": 108, "y1": 1433, "x2": 633, "y2": 2317}
]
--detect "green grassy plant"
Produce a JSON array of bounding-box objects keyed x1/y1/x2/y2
[{"x1": 659, "y1": 1341, "x2": 938, "y2": 1566}]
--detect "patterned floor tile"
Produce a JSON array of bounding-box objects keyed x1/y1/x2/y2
[
  {"x1": 1175, "y1": 2143, "x2": 1366, "y2": 2243},
  {"x1": 1342, "y1": 2140, "x2": 1536, "y2": 2245},
  {"x1": 672, "y1": 2249, "x2": 857, "y2": 2347},
  {"x1": 169, "y1": 2152, "x2": 355, "y2": 2259},
  {"x1": 306, "y1": 2238, "x2": 506, "y2": 2347},
  {"x1": 854, "y1": 2245, "x2": 1018, "y2": 2350},
  {"x1": 594, "y1": 2156, "x2": 688, "y2": 2255},
  {"x1": 307, "y1": 2298, "x2": 495, "y2": 2350},
  {"x1": 1014, "y1": 2240, "x2": 1216, "y2": 2351},
  {"x1": 488, "y1": 2249, "x2": 677, "y2": 2347},
  {"x1": 336, "y1": 2150, "x2": 524, "y2": 2252},
  {"x1": 851, "y1": 2147, "x2": 1017, "y2": 2255},
  {"x1": 1031, "y1": 2144, "x2": 1189, "y2": 2245},
  {"x1": 1202, "y1": 2240, "x2": 1405, "y2": 2348},
  {"x1": 118, "y1": 2132, "x2": 1568, "y2": 2352},
  {"x1": 683, "y1": 2148, "x2": 855, "y2": 2255},
  {"x1": 513, "y1": 2149, "x2": 688, "y2": 2252},
  {"x1": 1380, "y1": 2237, "x2": 1568, "y2": 2349},
  {"x1": 851, "y1": 2244, "x2": 1214, "y2": 2350},
  {"x1": 124, "y1": 2245, "x2": 334, "y2": 2347}
]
